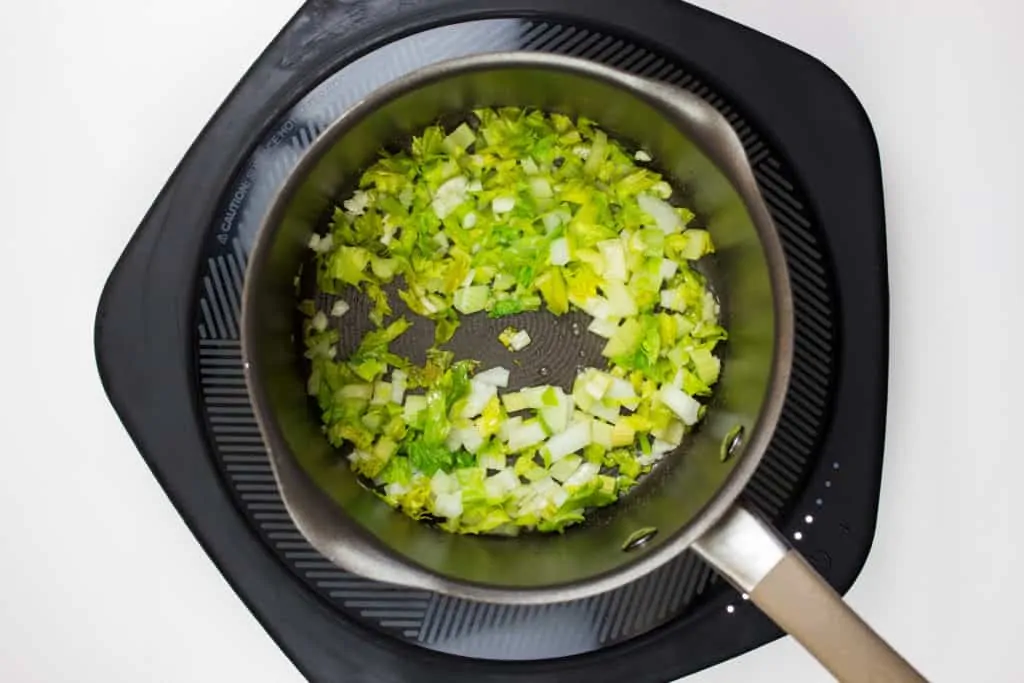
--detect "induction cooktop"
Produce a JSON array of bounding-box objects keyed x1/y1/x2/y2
[{"x1": 95, "y1": 1, "x2": 888, "y2": 681}]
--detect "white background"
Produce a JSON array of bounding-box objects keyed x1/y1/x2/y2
[{"x1": 1, "y1": 1, "x2": 1021, "y2": 681}]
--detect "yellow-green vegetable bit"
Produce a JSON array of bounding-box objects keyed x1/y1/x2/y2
[{"x1": 302, "y1": 107, "x2": 725, "y2": 535}]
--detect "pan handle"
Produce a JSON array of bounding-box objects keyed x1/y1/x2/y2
[{"x1": 693, "y1": 505, "x2": 927, "y2": 682}]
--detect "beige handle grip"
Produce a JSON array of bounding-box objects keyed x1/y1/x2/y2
[
  {"x1": 693, "y1": 506, "x2": 927, "y2": 683},
  {"x1": 751, "y1": 551, "x2": 926, "y2": 683}
]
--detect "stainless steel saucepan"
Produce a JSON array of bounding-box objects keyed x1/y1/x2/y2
[{"x1": 242, "y1": 52, "x2": 924, "y2": 682}]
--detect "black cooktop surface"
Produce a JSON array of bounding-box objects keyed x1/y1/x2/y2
[{"x1": 95, "y1": 1, "x2": 887, "y2": 681}]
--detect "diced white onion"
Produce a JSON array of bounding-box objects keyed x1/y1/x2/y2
[
  {"x1": 479, "y1": 452, "x2": 507, "y2": 472},
  {"x1": 587, "y1": 317, "x2": 620, "y2": 339},
  {"x1": 508, "y1": 329, "x2": 532, "y2": 351},
  {"x1": 371, "y1": 381, "x2": 391, "y2": 405},
  {"x1": 508, "y1": 420, "x2": 547, "y2": 452},
  {"x1": 343, "y1": 190, "x2": 371, "y2": 216},
  {"x1": 602, "y1": 280, "x2": 638, "y2": 317},
  {"x1": 659, "y1": 258, "x2": 679, "y2": 281},
  {"x1": 498, "y1": 416, "x2": 523, "y2": 442},
  {"x1": 330, "y1": 300, "x2": 350, "y2": 317},
  {"x1": 660, "y1": 385, "x2": 701, "y2": 425},
  {"x1": 434, "y1": 491, "x2": 463, "y2": 518},
  {"x1": 462, "y1": 211, "x2": 478, "y2": 228},
  {"x1": 485, "y1": 469, "x2": 520, "y2": 499},
  {"x1": 580, "y1": 296, "x2": 613, "y2": 321},
  {"x1": 652, "y1": 439, "x2": 677, "y2": 455},
  {"x1": 638, "y1": 193, "x2": 683, "y2": 234},
  {"x1": 461, "y1": 380, "x2": 498, "y2": 419},
  {"x1": 403, "y1": 394, "x2": 426, "y2": 422},
  {"x1": 474, "y1": 366, "x2": 511, "y2": 388},
  {"x1": 564, "y1": 461, "x2": 600, "y2": 489},
  {"x1": 582, "y1": 371, "x2": 612, "y2": 400},
  {"x1": 634, "y1": 150, "x2": 652, "y2": 162},
  {"x1": 591, "y1": 419, "x2": 614, "y2": 449},
  {"x1": 430, "y1": 471, "x2": 458, "y2": 496},
  {"x1": 549, "y1": 455, "x2": 582, "y2": 483},
  {"x1": 652, "y1": 181, "x2": 673, "y2": 199},
  {"x1": 585, "y1": 399, "x2": 620, "y2": 423},
  {"x1": 390, "y1": 370, "x2": 407, "y2": 404},
  {"x1": 598, "y1": 240, "x2": 628, "y2": 282},
  {"x1": 540, "y1": 389, "x2": 573, "y2": 434},
  {"x1": 311, "y1": 311, "x2": 328, "y2": 332},
  {"x1": 385, "y1": 483, "x2": 408, "y2": 498},
  {"x1": 542, "y1": 212, "x2": 563, "y2": 232},
  {"x1": 606, "y1": 377, "x2": 639, "y2": 410},
  {"x1": 544, "y1": 421, "x2": 592, "y2": 462},
  {"x1": 492, "y1": 196, "x2": 516, "y2": 213},
  {"x1": 549, "y1": 237, "x2": 570, "y2": 266},
  {"x1": 457, "y1": 427, "x2": 484, "y2": 454},
  {"x1": 431, "y1": 176, "x2": 468, "y2": 219}
]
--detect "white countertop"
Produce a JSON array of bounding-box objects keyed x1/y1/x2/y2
[{"x1": 1, "y1": 1, "x2": 1021, "y2": 681}]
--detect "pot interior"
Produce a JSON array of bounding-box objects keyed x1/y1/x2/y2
[{"x1": 243, "y1": 59, "x2": 781, "y2": 590}]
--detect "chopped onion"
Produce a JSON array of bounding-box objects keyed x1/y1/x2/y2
[
  {"x1": 479, "y1": 452, "x2": 507, "y2": 471},
  {"x1": 311, "y1": 311, "x2": 328, "y2": 332},
  {"x1": 343, "y1": 190, "x2": 371, "y2": 216},
  {"x1": 474, "y1": 366, "x2": 511, "y2": 388},
  {"x1": 529, "y1": 177, "x2": 553, "y2": 199},
  {"x1": 638, "y1": 193, "x2": 683, "y2": 234},
  {"x1": 598, "y1": 239, "x2": 628, "y2": 281},
  {"x1": 601, "y1": 280, "x2": 638, "y2": 317},
  {"x1": 330, "y1": 300, "x2": 350, "y2": 317},
  {"x1": 543, "y1": 421, "x2": 592, "y2": 462},
  {"x1": 385, "y1": 483, "x2": 408, "y2": 498},
  {"x1": 549, "y1": 237, "x2": 570, "y2": 266},
  {"x1": 453, "y1": 285, "x2": 490, "y2": 315},
  {"x1": 461, "y1": 380, "x2": 498, "y2": 419},
  {"x1": 508, "y1": 419, "x2": 547, "y2": 452},
  {"x1": 564, "y1": 461, "x2": 600, "y2": 489},
  {"x1": 606, "y1": 377, "x2": 639, "y2": 410},
  {"x1": 579, "y1": 295, "x2": 613, "y2": 321},
  {"x1": 652, "y1": 439, "x2": 676, "y2": 455},
  {"x1": 542, "y1": 212, "x2": 564, "y2": 232},
  {"x1": 434, "y1": 491, "x2": 463, "y2": 518},
  {"x1": 498, "y1": 416, "x2": 523, "y2": 442},
  {"x1": 592, "y1": 420, "x2": 614, "y2": 449},
  {"x1": 457, "y1": 427, "x2": 484, "y2": 454},
  {"x1": 539, "y1": 388, "x2": 573, "y2": 434},
  {"x1": 371, "y1": 381, "x2": 391, "y2": 405},
  {"x1": 403, "y1": 394, "x2": 426, "y2": 422},
  {"x1": 492, "y1": 196, "x2": 516, "y2": 213},
  {"x1": 660, "y1": 385, "x2": 701, "y2": 425},
  {"x1": 549, "y1": 455, "x2": 583, "y2": 482},
  {"x1": 587, "y1": 317, "x2": 620, "y2": 339},
  {"x1": 431, "y1": 471, "x2": 458, "y2": 496},
  {"x1": 390, "y1": 370, "x2": 407, "y2": 404},
  {"x1": 485, "y1": 469, "x2": 520, "y2": 499},
  {"x1": 659, "y1": 258, "x2": 679, "y2": 281},
  {"x1": 432, "y1": 176, "x2": 468, "y2": 219},
  {"x1": 507, "y1": 329, "x2": 531, "y2": 351},
  {"x1": 462, "y1": 211, "x2": 478, "y2": 228},
  {"x1": 634, "y1": 150, "x2": 652, "y2": 162}
]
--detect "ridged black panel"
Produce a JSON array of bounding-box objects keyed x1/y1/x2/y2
[{"x1": 193, "y1": 19, "x2": 837, "y2": 660}]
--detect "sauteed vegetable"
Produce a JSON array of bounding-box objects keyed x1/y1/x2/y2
[{"x1": 301, "y1": 107, "x2": 725, "y2": 535}]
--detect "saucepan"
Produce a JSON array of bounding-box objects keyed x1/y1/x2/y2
[{"x1": 241, "y1": 52, "x2": 923, "y2": 682}]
